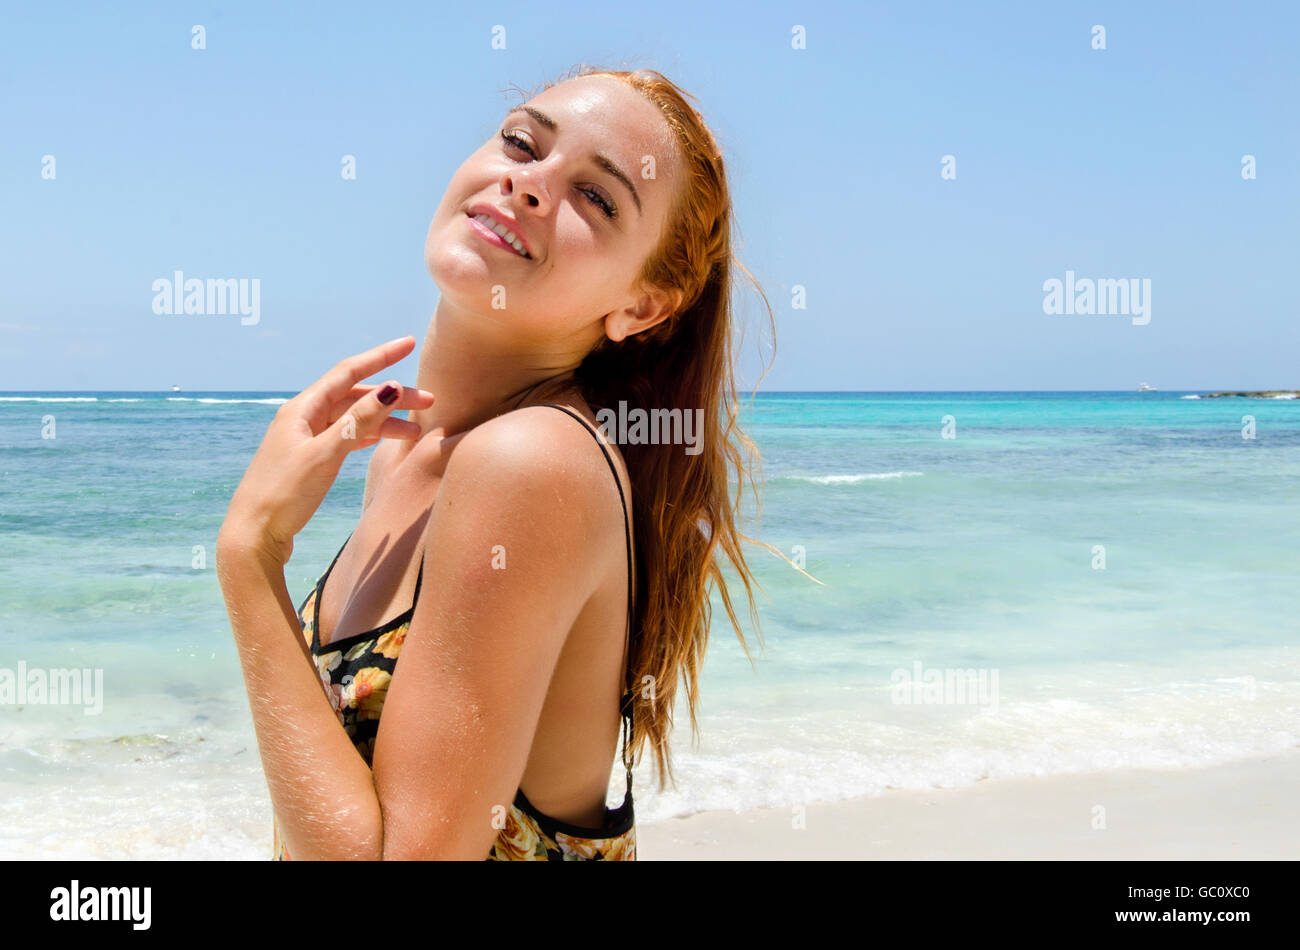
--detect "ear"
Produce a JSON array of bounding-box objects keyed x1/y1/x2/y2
[{"x1": 604, "y1": 285, "x2": 683, "y2": 343}]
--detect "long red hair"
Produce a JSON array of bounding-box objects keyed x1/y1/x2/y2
[{"x1": 522, "y1": 65, "x2": 781, "y2": 790}]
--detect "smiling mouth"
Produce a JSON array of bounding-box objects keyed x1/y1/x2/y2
[{"x1": 467, "y1": 212, "x2": 532, "y2": 259}]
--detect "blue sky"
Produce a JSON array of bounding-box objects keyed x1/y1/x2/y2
[{"x1": 2, "y1": 1, "x2": 1296, "y2": 391}]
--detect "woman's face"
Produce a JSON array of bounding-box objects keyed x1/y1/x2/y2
[{"x1": 425, "y1": 75, "x2": 682, "y2": 348}]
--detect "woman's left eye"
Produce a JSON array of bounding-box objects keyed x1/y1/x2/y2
[
  {"x1": 499, "y1": 130, "x2": 617, "y2": 220},
  {"x1": 580, "y1": 187, "x2": 616, "y2": 219}
]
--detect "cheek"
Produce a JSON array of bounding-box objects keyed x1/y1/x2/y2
[{"x1": 427, "y1": 158, "x2": 485, "y2": 237}]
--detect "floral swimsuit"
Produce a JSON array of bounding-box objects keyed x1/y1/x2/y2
[{"x1": 271, "y1": 404, "x2": 637, "y2": 861}]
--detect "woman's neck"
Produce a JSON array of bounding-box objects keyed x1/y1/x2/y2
[{"x1": 406, "y1": 297, "x2": 582, "y2": 439}]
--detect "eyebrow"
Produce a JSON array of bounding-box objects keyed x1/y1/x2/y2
[{"x1": 502, "y1": 106, "x2": 642, "y2": 215}]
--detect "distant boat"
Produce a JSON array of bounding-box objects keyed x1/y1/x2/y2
[
  {"x1": 170, "y1": 385, "x2": 181, "y2": 392},
  {"x1": 1137, "y1": 382, "x2": 1157, "y2": 392}
]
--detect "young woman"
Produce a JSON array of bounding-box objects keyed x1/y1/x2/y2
[{"x1": 217, "y1": 67, "x2": 771, "y2": 860}]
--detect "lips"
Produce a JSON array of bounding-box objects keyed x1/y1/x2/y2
[{"x1": 465, "y1": 205, "x2": 533, "y2": 259}]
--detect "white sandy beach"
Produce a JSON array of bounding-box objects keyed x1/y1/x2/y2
[{"x1": 637, "y1": 750, "x2": 1300, "y2": 860}]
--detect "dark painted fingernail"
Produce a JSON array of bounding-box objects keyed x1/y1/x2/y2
[{"x1": 377, "y1": 384, "x2": 399, "y2": 405}]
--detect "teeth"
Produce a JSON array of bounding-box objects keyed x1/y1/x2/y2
[{"x1": 473, "y1": 213, "x2": 530, "y2": 257}]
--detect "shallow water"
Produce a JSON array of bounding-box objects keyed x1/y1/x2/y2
[{"x1": 1, "y1": 390, "x2": 1296, "y2": 857}]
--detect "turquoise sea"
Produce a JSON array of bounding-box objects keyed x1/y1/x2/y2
[{"x1": 1, "y1": 391, "x2": 1297, "y2": 858}]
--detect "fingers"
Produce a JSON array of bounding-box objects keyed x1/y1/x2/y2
[
  {"x1": 301, "y1": 336, "x2": 418, "y2": 417},
  {"x1": 375, "y1": 415, "x2": 425, "y2": 440},
  {"x1": 329, "y1": 383, "x2": 434, "y2": 425},
  {"x1": 325, "y1": 380, "x2": 427, "y2": 449},
  {"x1": 352, "y1": 416, "x2": 425, "y2": 448}
]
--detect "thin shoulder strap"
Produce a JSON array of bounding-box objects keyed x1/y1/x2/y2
[
  {"x1": 535, "y1": 403, "x2": 636, "y2": 795},
  {"x1": 412, "y1": 552, "x2": 425, "y2": 606},
  {"x1": 320, "y1": 531, "x2": 354, "y2": 589},
  {"x1": 328, "y1": 530, "x2": 427, "y2": 611}
]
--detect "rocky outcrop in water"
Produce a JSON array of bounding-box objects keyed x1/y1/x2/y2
[{"x1": 1201, "y1": 390, "x2": 1299, "y2": 398}]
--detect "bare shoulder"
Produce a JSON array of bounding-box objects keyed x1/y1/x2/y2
[
  {"x1": 450, "y1": 402, "x2": 614, "y2": 482},
  {"x1": 435, "y1": 402, "x2": 623, "y2": 538},
  {"x1": 419, "y1": 403, "x2": 625, "y2": 608}
]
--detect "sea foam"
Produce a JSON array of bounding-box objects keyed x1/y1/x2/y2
[
  {"x1": 786, "y1": 472, "x2": 924, "y2": 484},
  {"x1": 165, "y1": 397, "x2": 287, "y2": 405}
]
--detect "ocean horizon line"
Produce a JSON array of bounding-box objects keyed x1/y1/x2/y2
[{"x1": 5, "y1": 388, "x2": 1295, "y2": 396}]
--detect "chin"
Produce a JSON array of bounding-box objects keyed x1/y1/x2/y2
[{"x1": 425, "y1": 237, "x2": 489, "y2": 288}]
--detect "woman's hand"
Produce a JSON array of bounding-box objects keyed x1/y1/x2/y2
[{"x1": 219, "y1": 336, "x2": 434, "y2": 567}]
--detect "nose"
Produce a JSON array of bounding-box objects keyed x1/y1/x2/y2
[{"x1": 502, "y1": 165, "x2": 551, "y2": 216}]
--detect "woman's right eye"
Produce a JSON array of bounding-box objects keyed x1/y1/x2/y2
[{"x1": 500, "y1": 129, "x2": 535, "y2": 158}]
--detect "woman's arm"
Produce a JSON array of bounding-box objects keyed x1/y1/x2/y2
[
  {"x1": 216, "y1": 336, "x2": 433, "y2": 859},
  {"x1": 220, "y1": 405, "x2": 615, "y2": 860},
  {"x1": 368, "y1": 407, "x2": 615, "y2": 859},
  {"x1": 217, "y1": 528, "x2": 385, "y2": 859}
]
